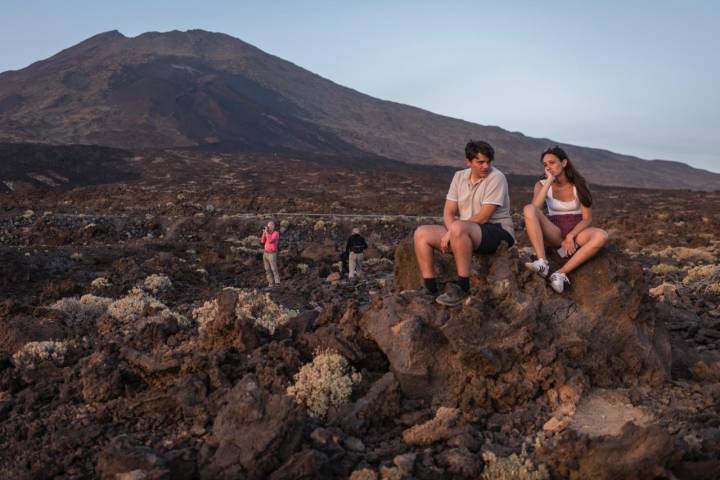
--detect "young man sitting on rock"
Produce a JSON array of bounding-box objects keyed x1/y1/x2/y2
[{"x1": 413, "y1": 140, "x2": 515, "y2": 306}]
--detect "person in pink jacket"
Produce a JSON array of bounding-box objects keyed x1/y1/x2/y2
[{"x1": 260, "y1": 221, "x2": 281, "y2": 287}]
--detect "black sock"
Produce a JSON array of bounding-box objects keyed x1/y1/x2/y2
[
  {"x1": 423, "y1": 278, "x2": 438, "y2": 294},
  {"x1": 457, "y1": 276, "x2": 470, "y2": 293}
]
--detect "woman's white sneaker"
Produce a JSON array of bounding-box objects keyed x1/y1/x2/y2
[
  {"x1": 525, "y1": 258, "x2": 550, "y2": 278},
  {"x1": 549, "y1": 272, "x2": 569, "y2": 293}
]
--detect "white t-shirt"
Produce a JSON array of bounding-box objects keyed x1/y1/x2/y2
[{"x1": 446, "y1": 166, "x2": 515, "y2": 239}]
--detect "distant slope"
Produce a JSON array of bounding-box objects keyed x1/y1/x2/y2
[
  {"x1": 0, "y1": 29, "x2": 718, "y2": 190},
  {"x1": 0, "y1": 143, "x2": 136, "y2": 192}
]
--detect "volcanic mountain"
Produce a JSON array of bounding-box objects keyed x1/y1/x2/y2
[{"x1": 0, "y1": 29, "x2": 718, "y2": 190}]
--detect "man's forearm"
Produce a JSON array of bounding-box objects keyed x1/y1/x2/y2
[
  {"x1": 443, "y1": 212, "x2": 456, "y2": 230},
  {"x1": 467, "y1": 213, "x2": 490, "y2": 225},
  {"x1": 467, "y1": 204, "x2": 498, "y2": 225}
]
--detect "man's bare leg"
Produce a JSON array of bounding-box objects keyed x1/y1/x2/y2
[
  {"x1": 413, "y1": 225, "x2": 447, "y2": 278},
  {"x1": 448, "y1": 220, "x2": 483, "y2": 277}
]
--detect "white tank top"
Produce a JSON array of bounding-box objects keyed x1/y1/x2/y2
[{"x1": 541, "y1": 179, "x2": 582, "y2": 216}]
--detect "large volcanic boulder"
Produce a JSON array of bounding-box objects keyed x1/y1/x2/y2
[
  {"x1": 364, "y1": 239, "x2": 670, "y2": 412},
  {"x1": 199, "y1": 374, "x2": 304, "y2": 480},
  {"x1": 535, "y1": 389, "x2": 675, "y2": 480}
]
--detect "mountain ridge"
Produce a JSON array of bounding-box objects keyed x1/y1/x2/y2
[{"x1": 0, "y1": 29, "x2": 718, "y2": 190}]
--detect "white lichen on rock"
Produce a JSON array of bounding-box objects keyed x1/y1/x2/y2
[
  {"x1": 12, "y1": 341, "x2": 69, "y2": 369},
  {"x1": 50, "y1": 294, "x2": 113, "y2": 326},
  {"x1": 142, "y1": 274, "x2": 172, "y2": 293},
  {"x1": 287, "y1": 349, "x2": 361, "y2": 418}
]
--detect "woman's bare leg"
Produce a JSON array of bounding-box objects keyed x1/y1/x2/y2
[
  {"x1": 523, "y1": 204, "x2": 562, "y2": 259},
  {"x1": 557, "y1": 227, "x2": 609, "y2": 275}
]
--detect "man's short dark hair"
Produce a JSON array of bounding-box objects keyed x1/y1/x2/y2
[{"x1": 465, "y1": 140, "x2": 495, "y2": 162}]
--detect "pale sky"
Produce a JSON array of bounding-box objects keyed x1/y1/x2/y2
[{"x1": 1, "y1": 0, "x2": 718, "y2": 172}]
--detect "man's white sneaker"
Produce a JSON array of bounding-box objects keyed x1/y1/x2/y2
[
  {"x1": 525, "y1": 258, "x2": 550, "y2": 278},
  {"x1": 549, "y1": 272, "x2": 569, "y2": 293}
]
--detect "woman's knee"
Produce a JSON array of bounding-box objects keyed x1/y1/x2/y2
[
  {"x1": 586, "y1": 229, "x2": 608, "y2": 248},
  {"x1": 595, "y1": 229, "x2": 609, "y2": 246}
]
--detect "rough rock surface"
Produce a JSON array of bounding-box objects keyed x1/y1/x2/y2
[
  {"x1": 370, "y1": 240, "x2": 670, "y2": 412},
  {"x1": 1, "y1": 182, "x2": 719, "y2": 479},
  {"x1": 199, "y1": 375, "x2": 303, "y2": 479}
]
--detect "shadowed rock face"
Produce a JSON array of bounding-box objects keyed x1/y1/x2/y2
[
  {"x1": 368, "y1": 241, "x2": 670, "y2": 410},
  {"x1": 2, "y1": 29, "x2": 720, "y2": 189},
  {"x1": 199, "y1": 375, "x2": 304, "y2": 480}
]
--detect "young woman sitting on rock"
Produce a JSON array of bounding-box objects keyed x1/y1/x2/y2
[{"x1": 523, "y1": 146, "x2": 609, "y2": 293}]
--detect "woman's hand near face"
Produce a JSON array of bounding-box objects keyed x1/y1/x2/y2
[{"x1": 544, "y1": 167, "x2": 556, "y2": 183}]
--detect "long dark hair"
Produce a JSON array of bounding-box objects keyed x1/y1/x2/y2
[{"x1": 542, "y1": 146, "x2": 593, "y2": 207}]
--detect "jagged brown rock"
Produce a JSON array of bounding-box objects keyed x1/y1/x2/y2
[
  {"x1": 537, "y1": 422, "x2": 674, "y2": 480},
  {"x1": 366, "y1": 241, "x2": 671, "y2": 414},
  {"x1": 198, "y1": 288, "x2": 259, "y2": 352},
  {"x1": 199, "y1": 375, "x2": 304, "y2": 479}
]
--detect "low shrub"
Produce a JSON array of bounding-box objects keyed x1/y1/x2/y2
[
  {"x1": 143, "y1": 273, "x2": 172, "y2": 293},
  {"x1": 481, "y1": 451, "x2": 549, "y2": 480},
  {"x1": 90, "y1": 276, "x2": 112, "y2": 289},
  {"x1": 12, "y1": 341, "x2": 68, "y2": 369},
  {"x1": 50, "y1": 294, "x2": 113, "y2": 326},
  {"x1": 650, "y1": 264, "x2": 680, "y2": 275},
  {"x1": 193, "y1": 288, "x2": 298, "y2": 335},
  {"x1": 287, "y1": 349, "x2": 361, "y2": 418},
  {"x1": 683, "y1": 264, "x2": 719, "y2": 284},
  {"x1": 108, "y1": 288, "x2": 189, "y2": 327},
  {"x1": 674, "y1": 247, "x2": 715, "y2": 263}
]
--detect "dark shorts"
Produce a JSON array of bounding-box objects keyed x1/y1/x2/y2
[
  {"x1": 548, "y1": 214, "x2": 583, "y2": 238},
  {"x1": 475, "y1": 223, "x2": 515, "y2": 254}
]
